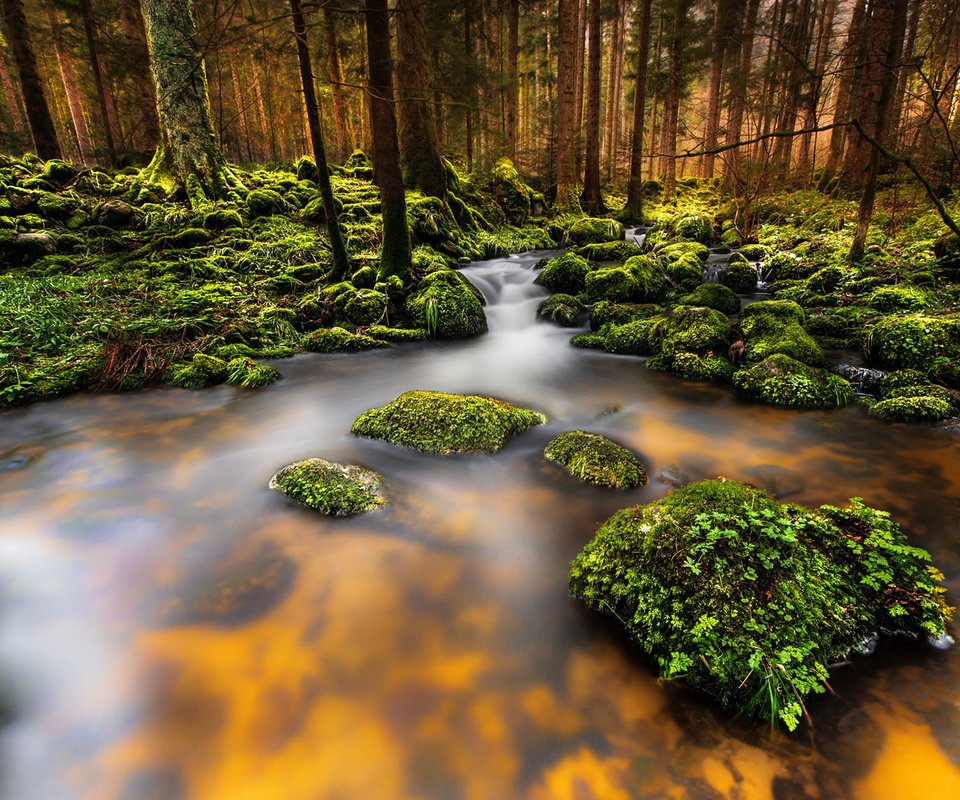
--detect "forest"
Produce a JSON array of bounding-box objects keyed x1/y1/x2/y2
[{"x1": 1, "y1": 0, "x2": 959, "y2": 798}]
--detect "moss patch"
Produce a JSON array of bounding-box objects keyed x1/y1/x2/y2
[
  {"x1": 569, "y1": 479, "x2": 952, "y2": 730},
  {"x1": 351, "y1": 390, "x2": 546, "y2": 454},
  {"x1": 406, "y1": 270, "x2": 488, "y2": 339},
  {"x1": 544, "y1": 430, "x2": 648, "y2": 489},
  {"x1": 269, "y1": 458, "x2": 386, "y2": 515},
  {"x1": 733, "y1": 353, "x2": 853, "y2": 408},
  {"x1": 679, "y1": 283, "x2": 740, "y2": 315}
]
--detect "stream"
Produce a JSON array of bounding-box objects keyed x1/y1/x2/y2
[{"x1": 1, "y1": 250, "x2": 959, "y2": 799}]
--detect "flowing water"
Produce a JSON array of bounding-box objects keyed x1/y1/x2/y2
[{"x1": 1, "y1": 251, "x2": 960, "y2": 799}]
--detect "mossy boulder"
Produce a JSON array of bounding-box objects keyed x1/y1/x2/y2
[
  {"x1": 94, "y1": 199, "x2": 134, "y2": 227},
  {"x1": 649, "y1": 305, "x2": 731, "y2": 358},
  {"x1": 806, "y1": 306, "x2": 876, "y2": 348},
  {"x1": 306, "y1": 327, "x2": 388, "y2": 352},
  {"x1": 203, "y1": 208, "x2": 243, "y2": 230},
  {"x1": 246, "y1": 189, "x2": 286, "y2": 218},
  {"x1": 225, "y1": 357, "x2": 281, "y2": 388},
  {"x1": 720, "y1": 262, "x2": 759, "y2": 293},
  {"x1": 535, "y1": 251, "x2": 591, "y2": 294},
  {"x1": 733, "y1": 353, "x2": 853, "y2": 408},
  {"x1": 738, "y1": 244, "x2": 770, "y2": 262},
  {"x1": 343, "y1": 289, "x2": 388, "y2": 325},
  {"x1": 679, "y1": 283, "x2": 740, "y2": 316},
  {"x1": 657, "y1": 241, "x2": 709, "y2": 262},
  {"x1": 544, "y1": 430, "x2": 648, "y2": 489},
  {"x1": 351, "y1": 390, "x2": 546, "y2": 454},
  {"x1": 766, "y1": 251, "x2": 812, "y2": 281},
  {"x1": 537, "y1": 293, "x2": 585, "y2": 327},
  {"x1": 868, "y1": 396, "x2": 957, "y2": 423},
  {"x1": 622, "y1": 255, "x2": 667, "y2": 302},
  {"x1": 674, "y1": 211, "x2": 714, "y2": 244},
  {"x1": 648, "y1": 351, "x2": 734, "y2": 382},
  {"x1": 167, "y1": 353, "x2": 229, "y2": 389},
  {"x1": 406, "y1": 270, "x2": 488, "y2": 339},
  {"x1": 569, "y1": 479, "x2": 952, "y2": 730},
  {"x1": 863, "y1": 315, "x2": 960, "y2": 382},
  {"x1": 562, "y1": 216, "x2": 625, "y2": 247},
  {"x1": 490, "y1": 157, "x2": 534, "y2": 224},
  {"x1": 590, "y1": 300, "x2": 661, "y2": 331},
  {"x1": 366, "y1": 325, "x2": 427, "y2": 343},
  {"x1": 867, "y1": 285, "x2": 932, "y2": 313},
  {"x1": 585, "y1": 266, "x2": 640, "y2": 303},
  {"x1": 740, "y1": 299, "x2": 823, "y2": 366},
  {"x1": 604, "y1": 319, "x2": 655, "y2": 355},
  {"x1": 574, "y1": 240, "x2": 643, "y2": 262},
  {"x1": 269, "y1": 458, "x2": 386, "y2": 516},
  {"x1": 663, "y1": 253, "x2": 704, "y2": 292}
]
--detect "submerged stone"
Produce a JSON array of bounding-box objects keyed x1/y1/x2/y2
[
  {"x1": 351, "y1": 390, "x2": 546, "y2": 454},
  {"x1": 270, "y1": 458, "x2": 386, "y2": 516},
  {"x1": 569, "y1": 478, "x2": 953, "y2": 731},
  {"x1": 544, "y1": 430, "x2": 648, "y2": 489}
]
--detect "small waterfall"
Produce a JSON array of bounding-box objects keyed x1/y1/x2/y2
[
  {"x1": 462, "y1": 251, "x2": 562, "y2": 333},
  {"x1": 702, "y1": 249, "x2": 731, "y2": 284},
  {"x1": 624, "y1": 225, "x2": 647, "y2": 248}
]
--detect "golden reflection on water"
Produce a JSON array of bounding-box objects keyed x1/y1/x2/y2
[{"x1": 1, "y1": 350, "x2": 959, "y2": 799}]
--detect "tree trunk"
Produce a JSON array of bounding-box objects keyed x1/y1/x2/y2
[
  {"x1": 44, "y1": 0, "x2": 93, "y2": 164},
  {"x1": 721, "y1": 0, "x2": 760, "y2": 190},
  {"x1": 119, "y1": 0, "x2": 159, "y2": 151},
  {"x1": 77, "y1": 0, "x2": 117, "y2": 164},
  {"x1": 625, "y1": 0, "x2": 653, "y2": 219},
  {"x1": 555, "y1": 0, "x2": 579, "y2": 209},
  {"x1": 1, "y1": 0, "x2": 61, "y2": 159},
  {"x1": 464, "y1": 0, "x2": 475, "y2": 170},
  {"x1": 0, "y1": 45, "x2": 30, "y2": 150},
  {"x1": 604, "y1": 0, "x2": 626, "y2": 181},
  {"x1": 289, "y1": 0, "x2": 350, "y2": 281},
  {"x1": 888, "y1": 0, "x2": 923, "y2": 145},
  {"x1": 396, "y1": 0, "x2": 446, "y2": 199},
  {"x1": 701, "y1": 0, "x2": 729, "y2": 178},
  {"x1": 825, "y1": 0, "x2": 867, "y2": 178},
  {"x1": 248, "y1": 53, "x2": 269, "y2": 162},
  {"x1": 322, "y1": 3, "x2": 352, "y2": 161},
  {"x1": 505, "y1": 0, "x2": 519, "y2": 160},
  {"x1": 365, "y1": 0, "x2": 412, "y2": 279},
  {"x1": 647, "y1": 14, "x2": 663, "y2": 179},
  {"x1": 797, "y1": 0, "x2": 837, "y2": 177},
  {"x1": 662, "y1": 0, "x2": 689, "y2": 198},
  {"x1": 139, "y1": 0, "x2": 240, "y2": 206},
  {"x1": 580, "y1": 0, "x2": 602, "y2": 213},
  {"x1": 849, "y1": 0, "x2": 909, "y2": 262}
]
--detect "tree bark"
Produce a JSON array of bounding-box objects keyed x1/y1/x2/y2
[
  {"x1": 555, "y1": 0, "x2": 579, "y2": 209},
  {"x1": 662, "y1": 0, "x2": 689, "y2": 198},
  {"x1": 701, "y1": 0, "x2": 730, "y2": 178},
  {"x1": 289, "y1": 0, "x2": 350, "y2": 280},
  {"x1": 721, "y1": 0, "x2": 760, "y2": 190},
  {"x1": 796, "y1": 0, "x2": 837, "y2": 177},
  {"x1": 0, "y1": 44, "x2": 29, "y2": 150},
  {"x1": 1, "y1": 0, "x2": 61, "y2": 159},
  {"x1": 604, "y1": 0, "x2": 626, "y2": 181},
  {"x1": 44, "y1": 0, "x2": 93, "y2": 164},
  {"x1": 849, "y1": 0, "x2": 909, "y2": 261},
  {"x1": 464, "y1": 0, "x2": 475, "y2": 170},
  {"x1": 825, "y1": 0, "x2": 867, "y2": 178},
  {"x1": 119, "y1": 0, "x2": 160, "y2": 151},
  {"x1": 396, "y1": 0, "x2": 446, "y2": 199},
  {"x1": 625, "y1": 0, "x2": 653, "y2": 219},
  {"x1": 322, "y1": 3, "x2": 353, "y2": 161},
  {"x1": 77, "y1": 0, "x2": 117, "y2": 164},
  {"x1": 365, "y1": 0, "x2": 412, "y2": 279},
  {"x1": 505, "y1": 0, "x2": 519, "y2": 160},
  {"x1": 139, "y1": 0, "x2": 240, "y2": 206},
  {"x1": 579, "y1": 0, "x2": 602, "y2": 213}
]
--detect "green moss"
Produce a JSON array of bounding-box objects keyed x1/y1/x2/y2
[
  {"x1": 167, "y1": 353, "x2": 229, "y2": 389},
  {"x1": 294, "y1": 156, "x2": 319, "y2": 182},
  {"x1": 604, "y1": 319, "x2": 655, "y2": 355},
  {"x1": 679, "y1": 283, "x2": 740, "y2": 315},
  {"x1": 269, "y1": 458, "x2": 386, "y2": 516},
  {"x1": 366, "y1": 325, "x2": 427, "y2": 342},
  {"x1": 656, "y1": 241, "x2": 710, "y2": 262},
  {"x1": 868, "y1": 396, "x2": 956, "y2": 423},
  {"x1": 306, "y1": 326, "x2": 389, "y2": 352},
  {"x1": 406, "y1": 270, "x2": 488, "y2": 339},
  {"x1": 41, "y1": 159, "x2": 78, "y2": 185},
  {"x1": 246, "y1": 189, "x2": 286, "y2": 218},
  {"x1": 664, "y1": 253, "x2": 704, "y2": 292},
  {"x1": 569, "y1": 479, "x2": 952, "y2": 730},
  {"x1": 169, "y1": 227, "x2": 211, "y2": 248},
  {"x1": 350, "y1": 265, "x2": 377, "y2": 289},
  {"x1": 590, "y1": 300, "x2": 661, "y2": 330},
  {"x1": 351, "y1": 390, "x2": 546, "y2": 454},
  {"x1": 490, "y1": 157, "x2": 534, "y2": 224},
  {"x1": 574, "y1": 240, "x2": 643, "y2": 262},
  {"x1": 562, "y1": 216, "x2": 625, "y2": 247},
  {"x1": 867, "y1": 285, "x2": 932, "y2": 312},
  {"x1": 740, "y1": 300, "x2": 823, "y2": 366},
  {"x1": 570, "y1": 332, "x2": 607, "y2": 349},
  {"x1": 535, "y1": 252, "x2": 591, "y2": 294},
  {"x1": 674, "y1": 211, "x2": 714, "y2": 244},
  {"x1": 537, "y1": 293, "x2": 585, "y2": 327},
  {"x1": 733, "y1": 354, "x2": 853, "y2": 408},
  {"x1": 622, "y1": 255, "x2": 668, "y2": 301},
  {"x1": 649, "y1": 305, "x2": 732, "y2": 358},
  {"x1": 94, "y1": 199, "x2": 134, "y2": 227},
  {"x1": 225, "y1": 357, "x2": 281, "y2": 388},
  {"x1": 720, "y1": 262, "x2": 759, "y2": 293},
  {"x1": 544, "y1": 430, "x2": 648, "y2": 489},
  {"x1": 863, "y1": 315, "x2": 960, "y2": 381},
  {"x1": 806, "y1": 307, "x2": 876, "y2": 348},
  {"x1": 766, "y1": 251, "x2": 813, "y2": 281},
  {"x1": 739, "y1": 244, "x2": 771, "y2": 262},
  {"x1": 585, "y1": 266, "x2": 640, "y2": 303},
  {"x1": 344, "y1": 289, "x2": 388, "y2": 325},
  {"x1": 649, "y1": 351, "x2": 733, "y2": 382},
  {"x1": 203, "y1": 209, "x2": 243, "y2": 230}
]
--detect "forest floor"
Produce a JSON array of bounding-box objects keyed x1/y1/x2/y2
[{"x1": 1, "y1": 151, "x2": 959, "y2": 423}]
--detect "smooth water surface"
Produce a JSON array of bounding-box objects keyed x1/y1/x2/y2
[{"x1": 1, "y1": 251, "x2": 959, "y2": 799}]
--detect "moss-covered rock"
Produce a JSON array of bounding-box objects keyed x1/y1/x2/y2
[
  {"x1": 269, "y1": 458, "x2": 386, "y2": 516},
  {"x1": 406, "y1": 270, "x2": 488, "y2": 339},
  {"x1": 720, "y1": 262, "x2": 759, "y2": 293},
  {"x1": 490, "y1": 157, "x2": 535, "y2": 224},
  {"x1": 351, "y1": 390, "x2": 546, "y2": 454},
  {"x1": 544, "y1": 430, "x2": 648, "y2": 489},
  {"x1": 306, "y1": 326, "x2": 389, "y2": 352},
  {"x1": 225, "y1": 357, "x2": 281, "y2": 388},
  {"x1": 562, "y1": 216, "x2": 625, "y2": 247},
  {"x1": 585, "y1": 266, "x2": 640, "y2": 302},
  {"x1": 673, "y1": 211, "x2": 714, "y2": 244},
  {"x1": 648, "y1": 351, "x2": 734, "y2": 382},
  {"x1": 167, "y1": 353, "x2": 229, "y2": 389},
  {"x1": 535, "y1": 252, "x2": 591, "y2": 294},
  {"x1": 537, "y1": 293, "x2": 585, "y2": 327},
  {"x1": 868, "y1": 396, "x2": 956, "y2": 423},
  {"x1": 738, "y1": 243, "x2": 770, "y2": 262},
  {"x1": 246, "y1": 189, "x2": 286, "y2": 218},
  {"x1": 203, "y1": 208, "x2": 243, "y2": 230},
  {"x1": 649, "y1": 304, "x2": 731, "y2": 358},
  {"x1": 570, "y1": 332, "x2": 606, "y2": 349},
  {"x1": 867, "y1": 285, "x2": 932, "y2": 313},
  {"x1": 574, "y1": 240, "x2": 643, "y2": 262},
  {"x1": 766, "y1": 251, "x2": 812, "y2": 281},
  {"x1": 806, "y1": 306, "x2": 876, "y2": 348},
  {"x1": 740, "y1": 300, "x2": 823, "y2": 366},
  {"x1": 733, "y1": 353, "x2": 853, "y2": 408},
  {"x1": 679, "y1": 283, "x2": 740, "y2": 315},
  {"x1": 656, "y1": 241, "x2": 710, "y2": 263},
  {"x1": 94, "y1": 199, "x2": 134, "y2": 227},
  {"x1": 622, "y1": 254, "x2": 668, "y2": 302},
  {"x1": 663, "y1": 252, "x2": 704, "y2": 292},
  {"x1": 863, "y1": 315, "x2": 960, "y2": 382},
  {"x1": 590, "y1": 300, "x2": 661, "y2": 331},
  {"x1": 569, "y1": 479, "x2": 952, "y2": 730},
  {"x1": 604, "y1": 319, "x2": 655, "y2": 355},
  {"x1": 366, "y1": 325, "x2": 427, "y2": 343}
]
